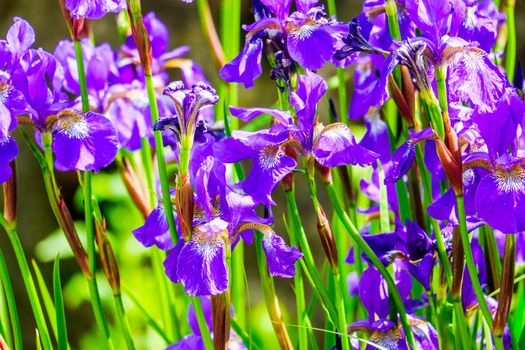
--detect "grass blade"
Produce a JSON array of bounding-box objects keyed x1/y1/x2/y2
[{"x1": 53, "y1": 256, "x2": 68, "y2": 350}]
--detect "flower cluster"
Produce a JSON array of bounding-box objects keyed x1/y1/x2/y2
[{"x1": 1, "y1": 0, "x2": 524, "y2": 349}]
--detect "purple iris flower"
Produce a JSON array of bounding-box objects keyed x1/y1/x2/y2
[
  {"x1": 11, "y1": 48, "x2": 67, "y2": 130},
  {"x1": 289, "y1": 71, "x2": 378, "y2": 167},
  {"x1": 52, "y1": 109, "x2": 119, "y2": 172},
  {"x1": 386, "y1": 127, "x2": 435, "y2": 184},
  {"x1": 54, "y1": 39, "x2": 119, "y2": 112},
  {"x1": 120, "y1": 12, "x2": 190, "y2": 85},
  {"x1": 132, "y1": 202, "x2": 176, "y2": 251},
  {"x1": 65, "y1": 0, "x2": 126, "y2": 19},
  {"x1": 163, "y1": 157, "x2": 302, "y2": 296},
  {"x1": 214, "y1": 125, "x2": 296, "y2": 206},
  {"x1": 220, "y1": 1, "x2": 347, "y2": 88},
  {"x1": 457, "y1": 0, "x2": 505, "y2": 52}
]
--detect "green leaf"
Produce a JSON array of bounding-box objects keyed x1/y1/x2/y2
[
  {"x1": 32, "y1": 260, "x2": 57, "y2": 340},
  {"x1": 53, "y1": 256, "x2": 68, "y2": 350},
  {"x1": 0, "y1": 246, "x2": 22, "y2": 349}
]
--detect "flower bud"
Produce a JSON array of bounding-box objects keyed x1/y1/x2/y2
[
  {"x1": 118, "y1": 158, "x2": 150, "y2": 218},
  {"x1": 435, "y1": 134, "x2": 463, "y2": 196},
  {"x1": 211, "y1": 292, "x2": 231, "y2": 350},
  {"x1": 95, "y1": 217, "x2": 121, "y2": 295},
  {"x1": 315, "y1": 162, "x2": 332, "y2": 185},
  {"x1": 493, "y1": 234, "x2": 516, "y2": 337},
  {"x1": 126, "y1": 0, "x2": 152, "y2": 75},
  {"x1": 316, "y1": 204, "x2": 338, "y2": 269},
  {"x1": 59, "y1": 197, "x2": 92, "y2": 278},
  {"x1": 388, "y1": 74, "x2": 414, "y2": 128},
  {"x1": 450, "y1": 226, "x2": 464, "y2": 301},
  {"x1": 2, "y1": 162, "x2": 17, "y2": 226},
  {"x1": 57, "y1": 0, "x2": 90, "y2": 40}
]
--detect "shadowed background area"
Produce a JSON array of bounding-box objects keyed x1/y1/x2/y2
[{"x1": 1, "y1": 0, "x2": 524, "y2": 348}]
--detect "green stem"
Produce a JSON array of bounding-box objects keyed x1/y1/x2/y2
[
  {"x1": 74, "y1": 40, "x2": 90, "y2": 112},
  {"x1": 505, "y1": 0, "x2": 516, "y2": 81},
  {"x1": 254, "y1": 231, "x2": 293, "y2": 350},
  {"x1": 456, "y1": 196, "x2": 493, "y2": 328},
  {"x1": 305, "y1": 167, "x2": 349, "y2": 350},
  {"x1": 385, "y1": 0, "x2": 402, "y2": 41},
  {"x1": 191, "y1": 297, "x2": 214, "y2": 350},
  {"x1": 0, "y1": 217, "x2": 52, "y2": 350},
  {"x1": 0, "y1": 245, "x2": 22, "y2": 350},
  {"x1": 74, "y1": 37, "x2": 114, "y2": 348},
  {"x1": 324, "y1": 182, "x2": 415, "y2": 348},
  {"x1": 114, "y1": 294, "x2": 136, "y2": 350},
  {"x1": 286, "y1": 220, "x2": 307, "y2": 350},
  {"x1": 140, "y1": 137, "x2": 156, "y2": 209},
  {"x1": 285, "y1": 188, "x2": 338, "y2": 323},
  {"x1": 145, "y1": 74, "x2": 178, "y2": 245}
]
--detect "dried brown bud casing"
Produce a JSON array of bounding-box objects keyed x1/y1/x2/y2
[
  {"x1": 2, "y1": 162, "x2": 17, "y2": 226},
  {"x1": 126, "y1": 0, "x2": 153, "y2": 75},
  {"x1": 316, "y1": 204, "x2": 338, "y2": 269},
  {"x1": 95, "y1": 218, "x2": 121, "y2": 295}
]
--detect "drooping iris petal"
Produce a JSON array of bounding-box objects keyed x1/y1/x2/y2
[
  {"x1": 132, "y1": 205, "x2": 175, "y2": 250},
  {"x1": 65, "y1": 0, "x2": 126, "y2": 19},
  {"x1": 0, "y1": 137, "x2": 18, "y2": 184},
  {"x1": 229, "y1": 106, "x2": 293, "y2": 125},
  {"x1": 472, "y1": 89, "x2": 524, "y2": 159},
  {"x1": 475, "y1": 157, "x2": 525, "y2": 234},
  {"x1": 360, "y1": 113, "x2": 391, "y2": 163},
  {"x1": 447, "y1": 46, "x2": 507, "y2": 113},
  {"x1": 386, "y1": 128, "x2": 434, "y2": 184},
  {"x1": 287, "y1": 21, "x2": 338, "y2": 70},
  {"x1": 52, "y1": 111, "x2": 118, "y2": 172},
  {"x1": 5, "y1": 17, "x2": 35, "y2": 64},
  {"x1": 359, "y1": 263, "x2": 412, "y2": 321},
  {"x1": 290, "y1": 71, "x2": 327, "y2": 142},
  {"x1": 362, "y1": 231, "x2": 404, "y2": 266},
  {"x1": 405, "y1": 0, "x2": 455, "y2": 46},
  {"x1": 348, "y1": 58, "x2": 378, "y2": 119},
  {"x1": 260, "y1": 0, "x2": 291, "y2": 19},
  {"x1": 262, "y1": 232, "x2": 303, "y2": 278},
  {"x1": 313, "y1": 122, "x2": 378, "y2": 168},
  {"x1": 214, "y1": 130, "x2": 296, "y2": 205},
  {"x1": 176, "y1": 218, "x2": 229, "y2": 296},
  {"x1": 427, "y1": 188, "x2": 456, "y2": 222},
  {"x1": 219, "y1": 39, "x2": 263, "y2": 89}
]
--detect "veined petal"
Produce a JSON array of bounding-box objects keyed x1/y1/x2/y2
[
  {"x1": 52, "y1": 111, "x2": 118, "y2": 171},
  {"x1": 287, "y1": 23, "x2": 337, "y2": 70},
  {"x1": 313, "y1": 122, "x2": 378, "y2": 168},
  {"x1": 132, "y1": 205, "x2": 176, "y2": 250},
  {"x1": 6, "y1": 17, "x2": 35, "y2": 58},
  {"x1": 219, "y1": 39, "x2": 263, "y2": 89},
  {"x1": 0, "y1": 136, "x2": 18, "y2": 184},
  {"x1": 447, "y1": 46, "x2": 507, "y2": 113},
  {"x1": 65, "y1": 0, "x2": 126, "y2": 19},
  {"x1": 476, "y1": 158, "x2": 525, "y2": 234},
  {"x1": 262, "y1": 232, "x2": 302, "y2": 278},
  {"x1": 229, "y1": 106, "x2": 293, "y2": 125},
  {"x1": 175, "y1": 218, "x2": 229, "y2": 296}
]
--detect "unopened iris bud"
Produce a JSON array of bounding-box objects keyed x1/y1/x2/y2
[
  {"x1": 435, "y1": 135, "x2": 463, "y2": 196},
  {"x1": 2, "y1": 162, "x2": 17, "y2": 226},
  {"x1": 95, "y1": 218, "x2": 121, "y2": 295},
  {"x1": 493, "y1": 234, "x2": 516, "y2": 337},
  {"x1": 59, "y1": 197, "x2": 92, "y2": 278},
  {"x1": 388, "y1": 74, "x2": 414, "y2": 128},
  {"x1": 315, "y1": 162, "x2": 332, "y2": 185},
  {"x1": 316, "y1": 204, "x2": 338, "y2": 269},
  {"x1": 211, "y1": 293, "x2": 231, "y2": 350},
  {"x1": 126, "y1": 0, "x2": 153, "y2": 75}
]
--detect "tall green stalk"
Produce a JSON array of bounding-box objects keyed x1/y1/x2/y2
[
  {"x1": 324, "y1": 182, "x2": 415, "y2": 347},
  {"x1": 145, "y1": 74, "x2": 179, "y2": 245},
  {"x1": 0, "y1": 246, "x2": 22, "y2": 350},
  {"x1": 191, "y1": 297, "x2": 214, "y2": 350},
  {"x1": 285, "y1": 188, "x2": 338, "y2": 324},
  {"x1": 73, "y1": 39, "x2": 114, "y2": 349},
  {"x1": 0, "y1": 216, "x2": 52, "y2": 350},
  {"x1": 505, "y1": 0, "x2": 516, "y2": 81},
  {"x1": 305, "y1": 166, "x2": 349, "y2": 350},
  {"x1": 456, "y1": 196, "x2": 493, "y2": 328}
]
